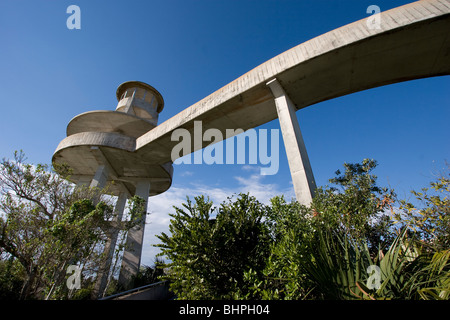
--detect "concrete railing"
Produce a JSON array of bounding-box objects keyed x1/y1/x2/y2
[{"x1": 99, "y1": 281, "x2": 173, "y2": 300}]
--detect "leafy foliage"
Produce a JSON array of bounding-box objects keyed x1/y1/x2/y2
[
  {"x1": 3, "y1": 151, "x2": 447, "y2": 300},
  {"x1": 241, "y1": 197, "x2": 315, "y2": 299},
  {"x1": 0, "y1": 151, "x2": 143, "y2": 299},
  {"x1": 155, "y1": 159, "x2": 449, "y2": 300},
  {"x1": 156, "y1": 194, "x2": 271, "y2": 299},
  {"x1": 0, "y1": 256, "x2": 26, "y2": 299},
  {"x1": 396, "y1": 163, "x2": 450, "y2": 250},
  {"x1": 132, "y1": 258, "x2": 166, "y2": 289},
  {"x1": 312, "y1": 159, "x2": 396, "y2": 250}
]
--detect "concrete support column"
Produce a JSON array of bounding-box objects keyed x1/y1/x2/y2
[
  {"x1": 75, "y1": 176, "x2": 93, "y2": 188},
  {"x1": 88, "y1": 164, "x2": 109, "y2": 206},
  {"x1": 267, "y1": 78, "x2": 316, "y2": 206},
  {"x1": 118, "y1": 180, "x2": 150, "y2": 289},
  {"x1": 93, "y1": 191, "x2": 128, "y2": 298},
  {"x1": 90, "y1": 164, "x2": 108, "y2": 189}
]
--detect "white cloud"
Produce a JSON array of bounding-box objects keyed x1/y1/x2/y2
[{"x1": 241, "y1": 164, "x2": 259, "y2": 172}]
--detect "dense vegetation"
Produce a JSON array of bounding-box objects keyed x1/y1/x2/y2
[
  {"x1": 1, "y1": 151, "x2": 448, "y2": 300},
  {"x1": 156, "y1": 159, "x2": 449, "y2": 300},
  {"x1": 0, "y1": 151, "x2": 146, "y2": 299}
]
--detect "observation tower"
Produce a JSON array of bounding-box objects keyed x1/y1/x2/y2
[{"x1": 53, "y1": 81, "x2": 173, "y2": 295}]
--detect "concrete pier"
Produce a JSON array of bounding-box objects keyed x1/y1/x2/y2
[
  {"x1": 118, "y1": 180, "x2": 151, "y2": 289},
  {"x1": 93, "y1": 191, "x2": 128, "y2": 298},
  {"x1": 267, "y1": 79, "x2": 316, "y2": 205}
]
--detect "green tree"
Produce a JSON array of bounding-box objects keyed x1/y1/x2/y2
[
  {"x1": 155, "y1": 193, "x2": 271, "y2": 299},
  {"x1": 155, "y1": 159, "x2": 449, "y2": 300},
  {"x1": 0, "y1": 256, "x2": 26, "y2": 299},
  {"x1": 0, "y1": 151, "x2": 144, "y2": 299},
  {"x1": 312, "y1": 159, "x2": 396, "y2": 253},
  {"x1": 241, "y1": 159, "x2": 398, "y2": 300},
  {"x1": 301, "y1": 160, "x2": 449, "y2": 300},
  {"x1": 241, "y1": 196, "x2": 316, "y2": 299},
  {"x1": 396, "y1": 163, "x2": 450, "y2": 250},
  {"x1": 132, "y1": 258, "x2": 166, "y2": 288}
]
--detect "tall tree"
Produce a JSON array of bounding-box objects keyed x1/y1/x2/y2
[
  {"x1": 397, "y1": 162, "x2": 450, "y2": 250},
  {"x1": 312, "y1": 158, "x2": 396, "y2": 251},
  {"x1": 0, "y1": 151, "x2": 142, "y2": 299}
]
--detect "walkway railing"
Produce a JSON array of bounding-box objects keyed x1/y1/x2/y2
[{"x1": 99, "y1": 280, "x2": 173, "y2": 300}]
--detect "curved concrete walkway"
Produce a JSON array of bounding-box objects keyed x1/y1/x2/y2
[
  {"x1": 54, "y1": 0, "x2": 450, "y2": 178},
  {"x1": 133, "y1": 0, "x2": 450, "y2": 164}
]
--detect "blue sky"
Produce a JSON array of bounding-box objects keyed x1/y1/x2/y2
[{"x1": 1, "y1": 0, "x2": 449, "y2": 265}]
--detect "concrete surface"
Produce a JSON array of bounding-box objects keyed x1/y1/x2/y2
[
  {"x1": 133, "y1": 0, "x2": 450, "y2": 166},
  {"x1": 267, "y1": 79, "x2": 316, "y2": 205}
]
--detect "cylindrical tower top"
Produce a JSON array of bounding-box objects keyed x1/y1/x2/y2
[{"x1": 116, "y1": 81, "x2": 164, "y2": 125}]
